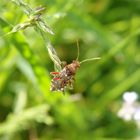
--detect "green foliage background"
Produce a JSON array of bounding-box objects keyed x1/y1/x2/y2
[{"x1": 0, "y1": 0, "x2": 140, "y2": 139}]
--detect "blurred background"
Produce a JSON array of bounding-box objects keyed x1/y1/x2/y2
[{"x1": 0, "y1": 0, "x2": 140, "y2": 139}]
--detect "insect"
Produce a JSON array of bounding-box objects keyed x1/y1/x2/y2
[
  {"x1": 50, "y1": 60, "x2": 80, "y2": 92},
  {"x1": 50, "y1": 41, "x2": 100, "y2": 92}
]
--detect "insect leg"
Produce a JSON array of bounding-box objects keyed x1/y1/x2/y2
[{"x1": 50, "y1": 71, "x2": 60, "y2": 76}]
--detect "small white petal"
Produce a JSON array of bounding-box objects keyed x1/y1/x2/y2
[
  {"x1": 134, "y1": 109, "x2": 140, "y2": 121},
  {"x1": 123, "y1": 91, "x2": 138, "y2": 103}
]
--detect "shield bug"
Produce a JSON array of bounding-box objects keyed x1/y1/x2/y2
[{"x1": 50, "y1": 41, "x2": 100, "y2": 93}]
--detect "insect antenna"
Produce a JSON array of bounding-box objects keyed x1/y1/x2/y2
[
  {"x1": 75, "y1": 40, "x2": 101, "y2": 64},
  {"x1": 80, "y1": 57, "x2": 100, "y2": 64}
]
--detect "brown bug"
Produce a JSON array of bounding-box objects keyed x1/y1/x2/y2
[{"x1": 50, "y1": 41, "x2": 100, "y2": 92}]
